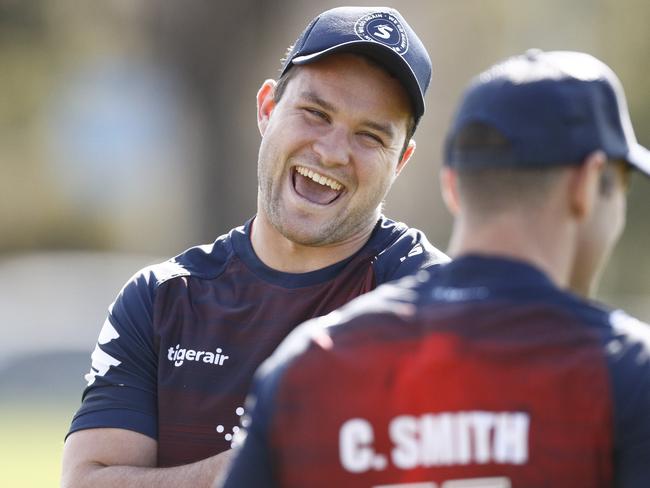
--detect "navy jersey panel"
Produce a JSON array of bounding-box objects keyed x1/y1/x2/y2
[
  {"x1": 67, "y1": 216, "x2": 445, "y2": 467},
  {"x1": 606, "y1": 310, "x2": 650, "y2": 488},
  {"x1": 225, "y1": 256, "x2": 650, "y2": 487},
  {"x1": 371, "y1": 217, "x2": 449, "y2": 283}
]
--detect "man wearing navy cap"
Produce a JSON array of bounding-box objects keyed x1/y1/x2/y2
[
  {"x1": 221, "y1": 50, "x2": 650, "y2": 487},
  {"x1": 61, "y1": 6, "x2": 446, "y2": 487}
]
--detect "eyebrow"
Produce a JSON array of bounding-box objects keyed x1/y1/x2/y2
[
  {"x1": 300, "y1": 91, "x2": 337, "y2": 113},
  {"x1": 300, "y1": 90, "x2": 396, "y2": 141},
  {"x1": 363, "y1": 120, "x2": 395, "y2": 140}
]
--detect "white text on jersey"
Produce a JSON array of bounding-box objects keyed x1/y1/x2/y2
[
  {"x1": 340, "y1": 411, "x2": 529, "y2": 473},
  {"x1": 167, "y1": 344, "x2": 230, "y2": 367}
]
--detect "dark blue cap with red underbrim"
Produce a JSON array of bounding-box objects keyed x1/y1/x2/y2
[{"x1": 281, "y1": 6, "x2": 432, "y2": 125}]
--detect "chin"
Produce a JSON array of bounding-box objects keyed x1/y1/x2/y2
[
  {"x1": 272, "y1": 203, "x2": 378, "y2": 247},
  {"x1": 279, "y1": 224, "x2": 332, "y2": 247}
]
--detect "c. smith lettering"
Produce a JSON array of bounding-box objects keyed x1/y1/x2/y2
[{"x1": 339, "y1": 410, "x2": 530, "y2": 473}]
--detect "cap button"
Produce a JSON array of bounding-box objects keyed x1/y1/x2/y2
[{"x1": 525, "y1": 48, "x2": 543, "y2": 61}]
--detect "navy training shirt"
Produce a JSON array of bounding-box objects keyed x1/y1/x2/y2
[
  {"x1": 223, "y1": 255, "x2": 650, "y2": 487},
  {"x1": 67, "y1": 216, "x2": 447, "y2": 466}
]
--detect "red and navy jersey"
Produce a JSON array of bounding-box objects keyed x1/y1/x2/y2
[
  {"x1": 223, "y1": 255, "x2": 650, "y2": 488},
  {"x1": 67, "y1": 216, "x2": 446, "y2": 467}
]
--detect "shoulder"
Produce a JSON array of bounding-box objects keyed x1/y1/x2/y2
[
  {"x1": 602, "y1": 310, "x2": 650, "y2": 468},
  {"x1": 166, "y1": 226, "x2": 241, "y2": 281},
  {"x1": 129, "y1": 225, "x2": 241, "y2": 286},
  {"x1": 605, "y1": 309, "x2": 650, "y2": 370},
  {"x1": 609, "y1": 309, "x2": 650, "y2": 343},
  {"x1": 582, "y1": 307, "x2": 650, "y2": 420},
  {"x1": 568, "y1": 301, "x2": 650, "y2": 359},
  {"x1": 370, "y1": 216, "x2": 449, "y2": 284},
  {"x1": 113, "y1": 226, "x2": 241, "y2": 307}
]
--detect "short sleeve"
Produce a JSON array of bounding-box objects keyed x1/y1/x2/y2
[{"x1": 67, "y1": 267, "x2": 159, "y2": 440}]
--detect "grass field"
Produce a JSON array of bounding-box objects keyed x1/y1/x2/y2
[{"x1": 0, "y1": 403, "x2": 73, "y2": 487}]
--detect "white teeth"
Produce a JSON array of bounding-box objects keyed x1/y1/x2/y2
[{"x1": 295, "y1": 166, "x2": 343, "y2": 191}]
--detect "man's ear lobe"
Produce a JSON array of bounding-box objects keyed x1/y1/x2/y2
[
  {"x1": 395, "y1": 139, "x2": 416, "y2": 176},
  {"x1": 440, "y1": 166, "x2": 461, "y2": 216},
  {"x1": 257, "y1": 79, "x2": 277, "y2": 136},
  {"x1": 570, "y1": 150, "x2": 606, "y2": 219}
]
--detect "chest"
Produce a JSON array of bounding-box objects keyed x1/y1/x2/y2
[{"x1": 151, "y1": 266, "x2": 375, "y2": 464}]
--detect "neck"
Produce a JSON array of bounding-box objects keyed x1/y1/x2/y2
[
  {"x1": 250, "y1": 213, "x2": 376, "y2": 273},
  {"x1": 448, "y1": 212, "x2": 577, "y2": 290}
]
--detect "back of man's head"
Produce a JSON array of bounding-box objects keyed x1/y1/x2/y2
[
  {"x1": 446, "y1": 122, "x2": 568, "y2": 217},
  {"x1": 441, "y1": 50, "x2": 650, "y2": 296},
  {"x1": 444, "y1": 49, "x2": 650, "y2": 215}
]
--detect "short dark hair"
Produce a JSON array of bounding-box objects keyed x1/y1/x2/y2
[
  {"x1": 446, "y1": 121, "x2": 517, "y2": 167},
  {"x1": 274, "y1": 51, "x2": 416, "y2": 159},
  {"x1": 451, "y1": 122, "x2": 621, "y2": 216}
]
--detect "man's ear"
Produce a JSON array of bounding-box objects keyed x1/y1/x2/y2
[
  {"x1": 395, "y1": 139, "x2": 416, "y2": 177},
  {"x1": 257, "y1": 79, "x2": 277, "y2": 136},
  {"x1": 570, "y1": 150, "x2": 606, "y2": 220},
  {"x1": 440, "y1": 166, "x2": 461, "y2": 216}
]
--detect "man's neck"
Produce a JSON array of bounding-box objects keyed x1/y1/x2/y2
[
  {"x1": 249, "y1": 214, "x2": 376, "y2": 273},
  {"x1": 448, "y1": 213, "x2": 576, "y2": 291}
]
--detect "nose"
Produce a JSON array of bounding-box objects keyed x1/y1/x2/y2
[{"x1": 312, "y1": 125, "x2": 351, "y2": 167}]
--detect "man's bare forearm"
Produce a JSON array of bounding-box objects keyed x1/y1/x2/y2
[{"x1": 62, "y1": 437, "x2": 235, "y2": 488}]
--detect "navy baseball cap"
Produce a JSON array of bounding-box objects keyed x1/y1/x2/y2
[
  {"x1": 280, "y1": 6, "x2": 432, "y2": 123},
  {"x1": 444, "y1": 49, "x2": 650, "y2": 176}
]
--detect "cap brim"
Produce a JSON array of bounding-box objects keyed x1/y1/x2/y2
[
  {"x1": 627, "y1": 143, "x2": 650, "y2": 177},
  {"x1": 290, "y1": 40, "x2": 425, "y2": 121}
]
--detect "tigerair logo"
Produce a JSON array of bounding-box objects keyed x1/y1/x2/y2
[{"x1": 167, "y1": 344, "x2": 230, "y2": 367}]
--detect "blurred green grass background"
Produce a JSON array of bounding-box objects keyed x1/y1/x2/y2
[
  {"x1": 0, "y1": 404, "x2": 72, "y2": 487},
  {"x1": 0, "y1": 351, "x2": 86, "y2": 487}
]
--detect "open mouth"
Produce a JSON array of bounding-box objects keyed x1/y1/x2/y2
[{"x1": 292, "y1": 166, "x2": 344, "y2": 205}]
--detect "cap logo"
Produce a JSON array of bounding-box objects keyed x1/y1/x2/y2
[{"x1": 354, "y1": 12, "x2": 408, "y2": 55}]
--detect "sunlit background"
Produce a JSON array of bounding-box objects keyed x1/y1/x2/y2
[{"x1": 1, "y1": 1, "x2": 648, "y2": 485}]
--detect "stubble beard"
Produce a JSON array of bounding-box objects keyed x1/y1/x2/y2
[{"x1": 259, "y1": 177, "x2": 384, "y2": 248}]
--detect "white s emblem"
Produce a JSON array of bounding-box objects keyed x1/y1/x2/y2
[
  {"x1": 373, "y1": 24, "x2": 394, "y2": 39},
  {"x1": 355, "y1": 12, "x2": 408, "y2": 55}
]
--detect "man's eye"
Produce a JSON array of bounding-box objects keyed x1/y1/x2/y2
[
  {"x1": 359, "y1": 132, "x2": 384, "y2": 146},
  {"x1": 305, "y1": 108, "x2": 328, "y2": 121}
]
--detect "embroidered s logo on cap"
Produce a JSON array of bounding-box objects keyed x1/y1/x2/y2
[{"x1": 354, "y1": 12, "x2": 408, "y2": 55}]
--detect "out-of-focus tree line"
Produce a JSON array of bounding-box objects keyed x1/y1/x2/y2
[{"x1": 1, "y1": 0, "x2": 648, "y2": 316}]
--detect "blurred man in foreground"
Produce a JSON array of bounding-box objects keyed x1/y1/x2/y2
[
  {"x1": 221, "y1": 50, "x2": 650, "y2": 487},
  {"x1": 61, "y1": 6, "x2": 447, "y2": 488}
]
